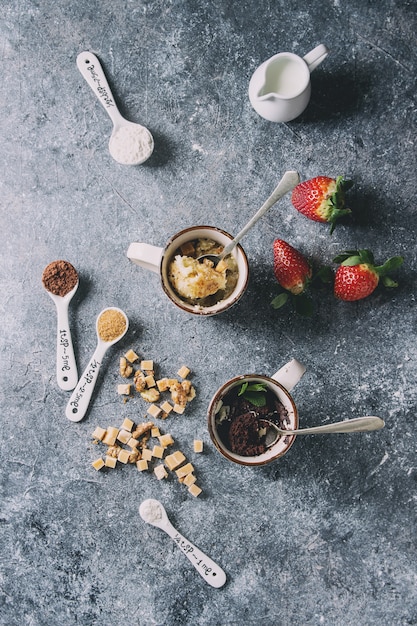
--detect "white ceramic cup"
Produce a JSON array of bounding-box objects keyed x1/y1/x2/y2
[
  {"x1": 248, "y1": 44, "x2": 329, "y2": 122},
  {"x1": 127, "y1": 226, "x2": 249, "y2": 316},
  {"x1": 207, "y1": 359, "x2": 306, "y2": 466}
]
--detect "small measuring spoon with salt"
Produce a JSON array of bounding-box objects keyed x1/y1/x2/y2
[
  {"x1": 42, "y1": 260, "x2": 79, "y2": 391},
  {"x1": 139, "y1": 499, "x2": 227, "y2": 588},
  {"x1": 77, "y1": 51, "x2": 154, "y2": 165},
  {"x1": 65, "y1": 307, "x2": 129, "y2": 422}
]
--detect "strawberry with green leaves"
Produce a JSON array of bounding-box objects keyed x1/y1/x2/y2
[
  {"x1": 291, "y1": 175, "x2": 353, "y2": 233},
  {"x1": 271, "y1": 239, "x2": 331, "y2": 316},
  {"x1": 273, "y1": 239, "x2": 312, "y2": 295},
  {"x1": 334, "y1": 250, "x2": 404, "y2": 301}
]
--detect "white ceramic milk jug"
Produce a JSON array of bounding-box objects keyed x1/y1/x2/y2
[{"x1": 248, "y1": 44, "x2": 329, "y2": 122}]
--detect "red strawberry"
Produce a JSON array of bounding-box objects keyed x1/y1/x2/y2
[
  {"x1": 291, "y1": 175, "x2": 353, "y2": 233},
  {"x1": 273, "y1": 239, "x2": 312, "y2": 295},
  {"x1": 334, "y1": 250, "x2": 404, "y2": 301}
]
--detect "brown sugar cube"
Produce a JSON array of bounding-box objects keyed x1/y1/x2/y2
[
  {"x1": 147, "y1": 404, "x2": 162, "y2": 419},
  {"x1": 140, "y1": 360, "x2": 154, "y2": 371},
  {"x1": 102, "y1": 427, "x2": 119, "y2": 446},
  {"x1": 117, "y1": 384, "x2": 131, "y2": 396},
  {"x1": 183, "y1": 473, "x2": 197, "y2": 486},
  {"x1": 173, "y1": 403, "x2": 185, "y2": 415},
  {"x1": 141, "y1": 448, "x2": 153, "y2": 462},
  {"x1": 193, "y1": 439, "x2": 204, "y2": 453},
  {"x1": 152, "y1": 445, "x2": 165, "y2": 459},
  {"x1": 92, "y1": 458, "x2": 105, "y2": 471},
  {"x1": 176, "y1": 462, "x2": 194, "y2": 478},
  {"x1": 145, "y1": 375, "x2": 156, "y2": 388},
  {"x1": 154, "y1": 464, "x2": 168, "y2": 480},
  {"x1": 180, "y1": 241, "x2": 195, "y2": 256},
  {"x1": 156, "y1": 378, "x2": 169, "y2": 392},
  {"x1": 188, "y1": 484, "x2": 202, "y2": 497},
  {"x1": 117, "y1": 429, "x2": 131, "y2": 444},
  {"x1": 125, "y1": 349, "x2": 139, "y2": 363},
  {"x1": 160, "y1": 400, "x2": 173, "y2": 415},
  {"x1": 92, "y1": 426, "x2": 106, "y2": 441},
  {"x1": 165, "y1": 450, "x2": 186, "y2": 471},
  {"x1": 121, "y1": 417, "x2": 134, "y2": 432},
  {"x1": 177, "y1": 365, "x2": 190, "y2": 379},
  {"x1": 127, "y1": 437, "x2": 140, "y2": 449},
  {"x1": 136, "y1": 459, "x2": 148, "y2": 471},
  {"x1": 151, "y1": 426, "x2": 161, "y2": 438},
  {"x1": 118, "y1": 449, "x2": 131, "y2": 464},
  {"x1": 104, "y1": 456, "x2": 117, "y2": 469},
  {"x1": 158, "y1": 433, "x2": 174, "y2": 448}
]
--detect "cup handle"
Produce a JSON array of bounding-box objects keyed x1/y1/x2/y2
[
  {"x1": 271, "y1": 359, "x2": 306, "y2": 392},
  {"x1": 303, "y1": 44, "x2": 329, "y2": 73},
  {"x1": 127, "y1": 242, "x2": 163, "y2": 274}
]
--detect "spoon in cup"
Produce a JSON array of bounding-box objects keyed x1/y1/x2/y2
[
  {"x1": 263, "y1": 415, "x2": 385, "y2": 448},
  {"x1": 77, "y1": 51, "x2": 154, "y2": 165},
  {"x1": 198, "y1": 170, "x2": 300, "y2": 267},
  {"x1": 65, "y1": 307, "x2": 129, "y2": 422}
]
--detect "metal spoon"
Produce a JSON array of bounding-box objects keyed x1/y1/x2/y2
[
  {"x1": 77, "y1": 51, "x2": 154, "y2": 165},
  {"x1": 44, "y1": 280, "x2": 79, "y2": 391},
  {"x1": 139, "y1": 499, "x2": 226, "y2": 588},
  {"x1": 198, "y1": 170, "x2": 300, "y2": 266},
  {"x1": 264, "y1": 416, "x2": 385, "y2": 447},
  {"x1": 65, "y1": 307, "x2": 129, "y2": 422}
]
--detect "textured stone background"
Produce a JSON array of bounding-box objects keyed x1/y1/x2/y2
[{"x1": 1, "y1": 1, "x2": 416, "y2": 624}]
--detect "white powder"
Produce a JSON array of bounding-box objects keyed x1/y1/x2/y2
[
  {"x1": 139, "y1": 498, "x2": 163, "y2": 523},
  {"x1": 109, "y1": 124, "x2": 154, "y2": 165}
]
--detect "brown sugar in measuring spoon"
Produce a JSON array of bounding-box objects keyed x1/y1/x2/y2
[
  {"x1": 65, "y1": 307, "x2": 129, "y2": 422},
  {"x1": 42, "y1": 260, "x2": 79, "y2": 391}
]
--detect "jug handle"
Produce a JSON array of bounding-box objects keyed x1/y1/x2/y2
[
  {"x1": 127, "y1": 242, "x2": 163, "y2": 274},
  {"x1": 271, "y1": 359, "x2": 306, "y2": 392},
  {"x1": 303, "y1": 44, "x2": 329, "y2": 73}
]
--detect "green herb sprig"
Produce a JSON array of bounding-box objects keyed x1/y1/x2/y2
[{"x1": 238, "y1": 382, "x2": 267, "y2": 407}]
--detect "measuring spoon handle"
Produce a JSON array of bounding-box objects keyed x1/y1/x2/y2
[
  {"x1": 55, "y1": 301, "x2": 78, "y2": 391},
  {"x1": 222, "y1": 170, "x2": 300, "y2": 256},
  {"x1": 65, "y1": 343, "x2": 107, "y2": 422},
  {"x1": 77, "y1": 51, "x2": 124, "y2": 126},
  {"x1": 161, "y1": 520, "x2": 226, "y2": 588}
]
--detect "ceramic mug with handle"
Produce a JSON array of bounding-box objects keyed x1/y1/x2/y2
[
  {"x1": 207, "y1": 358, "x2": 306, "y2": 466},
  {"x1": 127, "y1": 226, "x2": 249, "y2": 316}
]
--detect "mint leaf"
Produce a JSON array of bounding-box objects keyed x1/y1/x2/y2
[
  {"x1": 238, "y1": 382, "x2": 248, "y2": 396},
  {"x1": 243, "y1": 392, "x2": 267, "y2": 407}
]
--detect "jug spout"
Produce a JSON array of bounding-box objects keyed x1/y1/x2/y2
[{"x1": 256, "y1": 88, "x2": 278, "y2": 102}]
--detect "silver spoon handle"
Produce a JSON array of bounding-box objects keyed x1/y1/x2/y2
[
  {"x1": 221, "y1": 170, "x2": 300, "y2": 257},
  {"x1": 282, "y1": 416, "x2": 385, "y2": 435},
  {"x1": 77, "y1": 51, "x2": 124, "y2": 126}
]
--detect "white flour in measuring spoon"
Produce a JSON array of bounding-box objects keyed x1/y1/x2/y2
[
  {"x1": 109, "y1": 123, "x2": 154, "y2": 165},
  {"x1": 77, "y1": 51, "x2": 154, "y2": 166}
]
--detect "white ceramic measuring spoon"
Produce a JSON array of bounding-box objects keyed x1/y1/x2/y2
[
  {"x1": 76, "y1": 51, "x2": 154, "y2": 165},
  {"x1": 44, "y1": 281, "x2": 79, "y2": 391},
  {"x1": 139, "y1": 499, "x2": 226, "y2": 589},
  {"x1": 65, "y1": 307, "x2": 129, "y2": 422},
  {"x1": 197, "y1": 170, "x2": 300, "y2": 266}
]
